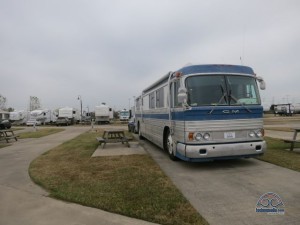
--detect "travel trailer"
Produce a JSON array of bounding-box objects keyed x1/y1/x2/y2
[
  {"x1": 95, "y1": 103, "x2": 113, "y2": 124},
  {"x1": 57, "y1": 107, "x2": 80, "y2": 125},
  {"x1": 9, "y1": 110, "x2": 28, "y2": 125},
  {"x1": 26, "y1": 109, "x2": 56, "y2": 126}
]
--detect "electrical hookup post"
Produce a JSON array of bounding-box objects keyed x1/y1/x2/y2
[
  {"x1": 255, "y1": 192, "x2": 285, "y2": 215},
  {"x1": 91, "y1": 119, "x2": 95, "y2": 130},
  {"x1": 33, "y1": 121, "x2": 37, "y2": 132}
]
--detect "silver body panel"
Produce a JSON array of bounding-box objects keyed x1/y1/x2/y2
[
  {"x1": 138, "y1": 115, "x2": 266, "y2": 160},
  {"x1": 177, "y1": 141, "x2": 266, "y2": 159}
]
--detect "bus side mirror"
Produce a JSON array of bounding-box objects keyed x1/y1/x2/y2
[
  {"x1": 256, "y1": 76, "x2": 266, "y2": 90},
  {"x1": 178, "y1": 87, "x2": 187, "y2": 104}
]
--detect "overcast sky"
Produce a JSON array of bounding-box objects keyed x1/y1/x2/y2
[{"x1": 1, "y1": 0, "x2": 300, "y2": 111}]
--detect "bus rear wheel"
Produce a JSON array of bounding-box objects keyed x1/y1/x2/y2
[
  {"x1": 164, "y1": 129, "x2": 177, "y2": 161},
  {"x1": 138, "y1": 123, "x2": 144, "y2": 140}
]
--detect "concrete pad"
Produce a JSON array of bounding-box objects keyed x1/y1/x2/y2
[{"x1": 92, "y1": 142, "x2": 147, "y2": 157}]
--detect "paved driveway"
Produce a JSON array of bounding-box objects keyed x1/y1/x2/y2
[
  {"x1": 139, "y1": 138, "x2": 300, "y2": 225},
  {"x1": 0, "y1": 126, "x2": 156, "y2": 225}
]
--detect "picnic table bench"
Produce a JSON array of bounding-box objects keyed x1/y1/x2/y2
[
  {"x1": 0, "y1": 129, "x2": 18, "y2": 143},
  {"x1": 96, "y1": 129, "x2": 130, "y2": 149},
  {"x1": 282, "y1": 128, "x2": 300, "y2": 151}
]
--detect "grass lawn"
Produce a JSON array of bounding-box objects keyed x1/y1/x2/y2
[
  {"x1": 264, "y1": 127, "x2": 294, "y2": 132},
  {"x1": 0, "y1": 143, "x2": 11, "y2": 148},
  {"x1": 29, "y1": 130, "x2": 208, "y2": 225},
  {"x1": 19, "y1": 128, "x2": 65, "y2": 138},
  {"x1": 257, "y1": 137, "x2": 300, "y2": 172}
]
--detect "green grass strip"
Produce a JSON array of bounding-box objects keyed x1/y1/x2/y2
[
  {"x1": 19, "y1": 128, "x2": 65, "y2": 139},
  {"x1": 0, "y1": 143, "x2": 11, "y2": 148},
  {"x1": 257, "y1": 137, "x2": 300, "y2": 172},
  {"x1": 29, "y1": 131, "x2": 208, "y2": 225}
]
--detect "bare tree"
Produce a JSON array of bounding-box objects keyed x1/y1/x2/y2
[
  {"x1": 29, "y1": 96, "x2": 41, "y2": 111},
  {"x1": 0, "y1": 94, "x2": 7, "y2": 110}
]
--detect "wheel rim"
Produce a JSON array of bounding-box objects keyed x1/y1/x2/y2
[{"x1": 167, "y1": 133, "x2": 173, "y2": 155}]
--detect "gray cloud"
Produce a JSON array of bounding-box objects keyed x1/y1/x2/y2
[{"x1": 1, "y1": 0, "x2": 300, "y2": 111}]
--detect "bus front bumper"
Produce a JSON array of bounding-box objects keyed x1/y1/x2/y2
[{"x1": 176, "y1": 140, "x2": 266, "y2": 161}]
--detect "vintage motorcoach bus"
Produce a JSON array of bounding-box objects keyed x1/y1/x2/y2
[{"x1": 135, "y1": 64, "x2": 267, "y2": 162}]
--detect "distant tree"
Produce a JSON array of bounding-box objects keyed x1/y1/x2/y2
[
  {"x1": 7, "y1": 107, "x2": 14, "y2": 112},
  {"x1": 29, "y1": 96, "x2": 41, "y2": 111},
  {"x1": 0, "y1": 94, "x2": 7, "y2": 110},
  {"x1": 113, "y1": 111, "x2": 119, "y2": 119}
]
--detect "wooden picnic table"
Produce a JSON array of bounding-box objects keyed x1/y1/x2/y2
[
  {"x1": 0, "y1": 129, "x2": 18, "y2": 143},
  {"x1": 283, "y1": 128, "x2": 300, "y2": 151},
  {"x1": 96, "y1": 129, "x2": 130, "y2": 149}
]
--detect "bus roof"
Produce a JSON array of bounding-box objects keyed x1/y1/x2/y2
[
  {"x1": 177, "y1": 64, "x2": 255, "y2": 75},
  {"x1": 143, "y1": 64, "x2": 255, "y2": 93}
]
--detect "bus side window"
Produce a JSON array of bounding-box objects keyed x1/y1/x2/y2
[
  {"x1": 149, "y1": 92, "x2": 155, "y2": 109},
  {"x1": 171, "y1": 81, "x2": 180, "y2": 108}
]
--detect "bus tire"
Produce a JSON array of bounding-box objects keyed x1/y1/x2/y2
[
  {"x1": 164, "y1": 129, "x2": 177, "y2": 161},
  {"x1": 138, "y1": 123, "x2": 144, "y2": 140}
]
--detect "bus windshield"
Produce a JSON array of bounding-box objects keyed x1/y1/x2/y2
[{"x1": 185, "y1": 75, "x2": 261, "y2": 106}]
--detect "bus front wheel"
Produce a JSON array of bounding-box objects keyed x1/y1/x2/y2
[{"x1": 164, "y1": 129, "x2": 177, "y2": 161}]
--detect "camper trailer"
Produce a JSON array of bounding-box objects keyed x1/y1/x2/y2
[
  {"x1": 9, "y1": 110, "x2": 28, "y2": 125},
  {"x1": 56, "y1": 107, "x2": 80, "y2": 125},
  {"x1": 95, "y1": 103, "x2": 113, "y2": 124},
  {"x1": 26, "y1": 109, "x2": 55, "y2": 126}
]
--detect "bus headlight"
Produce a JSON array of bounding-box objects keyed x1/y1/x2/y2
[
  {"x1": 249, "y1": 131, "x2": 255, "y2": 138},
  {"x1": 255, "y1": 130, "x2": 263, "y2": 137},
  {"x1": 203, "y1": 133, "x2": 211, "y2": 140},
  {"x1": 194, "y1": 133, "x2": 202, "y2": 141}
]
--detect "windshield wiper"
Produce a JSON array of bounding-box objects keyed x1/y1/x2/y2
[
  {"x1": 228, "y1": 90, "x2": 252, "y2": 113},
  {"x1": 209, "y1": 85, "x2": 227, "y2": 114}
]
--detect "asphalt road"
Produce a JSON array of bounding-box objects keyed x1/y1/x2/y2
[{"x1": 139, "y1": 137, "x2": 300, "y2": 225}]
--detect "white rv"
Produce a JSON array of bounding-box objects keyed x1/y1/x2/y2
[
  {"x1": 57, "y1": 107, "x2": 80, "y2": 125},
  {"x1": 26, "y1": 109, "x2": 55, "y2": 126},
  {"x1": 95, "y1": 103, "x2": 113, "y2": 124},
  {"x1": 119, "y1": 109, "x2": 130, "y2": 121},
  {"x1": 293, "y1": 103, "x2": 300, "y2": 114},
  {"x1": 9, "y1": 110, "x2": 28, "y2": 125},
  {"x1": 274, "y1": 104, "x2": 294, "y2": 116}
]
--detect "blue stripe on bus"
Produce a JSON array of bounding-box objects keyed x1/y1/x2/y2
[{"x1": 136, "y1": 106, "x2": 263, "y2": 121}]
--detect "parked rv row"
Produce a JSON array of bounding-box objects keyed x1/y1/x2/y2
[
  {"x1": 8, "y1": 107, "x2": 81, "y2": 126},
  {"x1": 2, "y1": 103, "x2": 132, "y2": 128}
]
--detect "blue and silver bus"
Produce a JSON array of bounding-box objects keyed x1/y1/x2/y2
[{"x1": 135, "y1": 64, "x2": 267, "y2": 162}]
